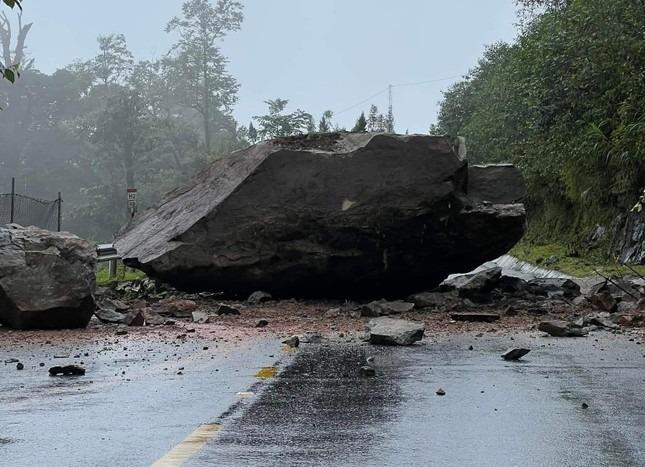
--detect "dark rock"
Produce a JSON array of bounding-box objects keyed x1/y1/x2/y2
[
  {"x1": 528, "y1": 278, "x2": 581, "y2": 299},
  {"x1": 300, "y1": 331, "x2": 323, "y2": 344},
  {"x1": 191, "y1": 310, "x2": 212, "y2": 324},
  {"x1": 590, "y1": 291, "x2": 618, "y2": 313},
  {"x1": 436, "y1": 388, "x2": 446, "y2": 396},
  {"x1": 407, "y1": 291, "x2": 452, "y2": 309},
  {"x1": 450, "y1": 312, "x2": 500, "y2": 323},
  {"x1": 95, "y1": 308, "x2": 127, "y2": 324},
  {"x1": 125, "y1": 309, "x2": 145, "y2": 327},
  {"x1": 538, "y1": 320, "x2": 588, "y2": 337},
  {"x1": 497, "y1": 275, "x2": 529, "y2": 294},
  {"x1": 214, "y1": 303, "x2": 241, "y2": 315},
  {"x1": 143, "y1": 309, "x2": 165, "y2": 325},
  {"x1": 155, "y1": 299, "x2": 198, "y2": 318},
  {"x1": 440, "y1": 267, "x2": 503, "y2": 299},
  {"x1": 361, "y1": 299, "x2": 415, "y2": 317},
  {"x1": 255, "y1": 319, "x2": 269, "y2": 328},
  {"x1": 368, "y1": 317, "x2": 425, "y2": 346},
  {"x1": 582, "y1": 402, "x2": 589, "y2": 409},
  {"x1": 115, "y1": 134, "x2": 526, "y2": 298},
  {"x1": 324, "y1": 308, "x2": 341, "y2": 318},
  {"x1": 95, "y1": 299, "x2": 130, "y2": 323},
  {"x1": 115, "y1": 329, "x2": 128, "y2": 336},
  {"x1": 0, "y1": 225, "x2": 96, "y2": 330},
  {"x1": 247, "y1": 291, "x2": 272, "y2": 305},
  {"x1": 612, "y1": 211, "x2": 644, "y2": 264},
  {"x1": 49, "y1": 365, "x2": 85, "y2": 376},
  {"x1": 501, "y1": 348, "x2": 530, "y2": 360},
  {"x1": 585, "y1": 314, "x2": 619, "y2": 330},
  {"x1": 503, "y1": 305, "x2": 519, "y2": 316},
  {"x1": 360, "y1": 366, "x2": 376, "y2": 377},
  {"x1": 282, "y1": 336, "x2": 300, "y2": 348},
  {"x1": 467, "y1": 164, "x2": 527, "y2": 205},
  {"x1": 16, "y1": 362, "x2": 24, "y2": 370}
]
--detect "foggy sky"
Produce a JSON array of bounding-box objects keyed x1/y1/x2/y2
[{"x1": 25, "y1": 0, "x2": 518, "y2": 133}]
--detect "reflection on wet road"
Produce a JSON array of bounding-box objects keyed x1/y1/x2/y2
[
  {"x1": 1, "y1": 332, "x2": 644, "y2": 466},
  {"x1": 190, "y1": 334, "x2": 645, "y2": 467}
]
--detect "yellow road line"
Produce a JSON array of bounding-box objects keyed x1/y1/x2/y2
[{"x1": 151, "y1": 423, "x2": 221, "y2": 467}]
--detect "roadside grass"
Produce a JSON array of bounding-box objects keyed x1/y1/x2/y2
[
  {"x1": 96, "y1": 260, "x2": 146, "y2": 285},
  {"x1": 511, "y1": 241, "x2": 645, "y2": 278}
]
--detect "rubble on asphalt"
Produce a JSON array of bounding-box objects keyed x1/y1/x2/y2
[{"x1": 83, "y1": 264, "x2": 645, "y2": 341}]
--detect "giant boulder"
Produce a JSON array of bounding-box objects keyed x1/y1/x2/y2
[
  {"x1": 0, "y1": 225, "x2": 96, "y2": 329},
  {"x1": 116, "y1": 133, "x2": 526, "y2": 297}
]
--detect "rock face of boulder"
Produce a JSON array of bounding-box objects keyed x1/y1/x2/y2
[
  {"x1": 116, "y1": 133, "x2": 526, "y2": 297},
  {"x1": 0, "y1": 225, "x2": 96, "y2": 329},
  {"x1": 613, "y1": 212, "x2": 644, "y2": 264}
]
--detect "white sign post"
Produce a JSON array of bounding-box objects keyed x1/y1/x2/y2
[{"x1": 127, "y1": 188, "x2": 137, "y2": 218}]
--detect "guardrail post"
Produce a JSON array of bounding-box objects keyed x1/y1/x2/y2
[
  {"x1": 108, "y1": 259, "x2": 117, "y2": 280},
  {"x1": 10, "y1": 177, "x2": 15, "y2": 224}
]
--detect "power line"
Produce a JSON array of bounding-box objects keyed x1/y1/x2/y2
[
  {"x1": 391, "y1": 74, "x2": 464, "y2": 88},
  {"x1": 332, "y1": 74, "x2": 464, "y2": 116},
  {"x1": 333, "y1": 87, "x2": 389, "y2": 115}
]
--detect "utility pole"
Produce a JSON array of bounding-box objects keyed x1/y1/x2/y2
[{"x1": 387, "y1": 84, "x2": 395, "y2": 133}]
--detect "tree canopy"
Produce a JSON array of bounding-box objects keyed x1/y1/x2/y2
[{"x1": 433, "y1": 0, "x2": 645, "y2": 243}]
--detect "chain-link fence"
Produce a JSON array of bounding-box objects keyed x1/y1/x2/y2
[{"x1": 0, "y1": 178, "x2": 61, "y2": 231}]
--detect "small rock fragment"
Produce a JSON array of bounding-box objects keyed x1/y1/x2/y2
[
  {"x1": 214, "y1": 304, "x2": 241, "y2": 315},
  {"x1": 282, "y1": 335, "x2": 300, "y2": 348},
  {"x1": 16, "y1": 362, "x2": 24, "y2": 370},
  {"x1": 436, "y1": 388, "x2": 446, "y2": 396},
  {"x1": 501, "y1": 348, "x2": 530, "y2": 361},
  {"x1": 248, "y1": 291, "x2": 272, "y2": 305},
  {"x1": 360, "y1": 366, "x2": 376, "y2": 377},
  {"x1": 49, "y1": 365, "x2": 86, "y2": 376},
  {"x1": 255, "y1": 319, "x2": 269, "y2": 328},
  {"x1": 368, "y1": 317, "x2": 425, "y2": 346},
  {"x1": 450, "y1": 312, "x2": 500, "y2": 323}
]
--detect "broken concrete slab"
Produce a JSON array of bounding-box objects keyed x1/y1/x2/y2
[
  {"x1": 367, "y1": 317, "x2": 425, "y2": 346},
  {"x1": 0, "y1": 225, "x2": 97, "y2": 330},
  {"x1": 116, "y1": 133, "x2": 526, "y2": 298}
]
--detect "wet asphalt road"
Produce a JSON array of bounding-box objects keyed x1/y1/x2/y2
[{"x1": 1, "y1": 331, "x2": 644, "y2": 467}]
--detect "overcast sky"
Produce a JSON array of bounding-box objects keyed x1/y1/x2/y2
[{"x1": 24, "y1": 0, "x2": 518, "y2": 133}]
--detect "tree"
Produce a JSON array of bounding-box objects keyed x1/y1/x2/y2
[
  {"x1": 1, "y1": 0, "x2": 29, "y2": 84},
  {"x1": 166, "y1": 0, "x2": 243, "y2": 155},
  {"x1": 434, "y1": 0, "x2": 645, "y2": 247},
  {"x1": 248, "y1": 121, "x2": 257, "y2": 142},
  {"x1": 92, "y1": 34, "x2": 134, "y2": 87},
  {"x1": 385, "y1": 105, "x2": 395, "y2": 133},
  {"x1": 352, "y1": 112, "x2": 367, "y2": 132},
  {"x1": 253, "y1": 98, "x2": 313, "y2": 139},
  {"x1": 366, "y1": 104, "x2": 387, "y2": 132},
  {"x1": 318, "y1": 110, "x2": 333, "y2": 133}
]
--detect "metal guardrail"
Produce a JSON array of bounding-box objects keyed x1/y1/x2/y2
[{"x1": 97, "y1": 243, "x2": 120, "y2": 279}]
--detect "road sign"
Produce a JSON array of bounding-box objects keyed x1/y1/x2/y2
[{"x1": 127, "y1": 188, "x2": 137, "y2": 217}]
